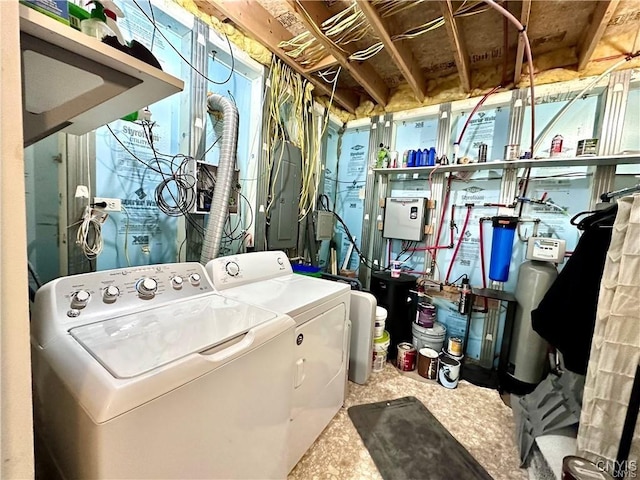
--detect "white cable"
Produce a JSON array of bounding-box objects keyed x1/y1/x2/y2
[{"x1": 76, "y1": 206, "x2": 104, "y2": 259}]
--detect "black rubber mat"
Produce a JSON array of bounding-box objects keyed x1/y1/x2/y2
[{"x1": 348, "y1": 396, "x2": 493, "y2": 480}]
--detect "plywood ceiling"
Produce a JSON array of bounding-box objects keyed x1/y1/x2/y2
[{"x1": 195, "y1": 0, "x2": 640, "y2": 113}]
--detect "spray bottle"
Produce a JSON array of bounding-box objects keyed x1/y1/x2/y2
[{"x1": 82, "y1": 0, "x2": 125, "y2": 45}]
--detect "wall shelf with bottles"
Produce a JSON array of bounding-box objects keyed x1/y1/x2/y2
[
  {"x1": 19, "y1": 4, "x2": 184, "y2": 147},
  {"x1": 372, "y1": 154, "x2": 640, "y2": 175}
]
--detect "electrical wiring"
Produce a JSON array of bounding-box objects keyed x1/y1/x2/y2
[
  {"x1": 349, "y1": 42, "x2": 384, "y2": 61},
  {"x1": 121, "y1": 205, "x2": 131, "y2": 267},
  {"x1": 391, "y1": 17, "x2": 446, "y2": 41},
  {"x1": 131, "y1": 0, "x2": 235, "y2": 85},
  {"x1": 76, "y1": 206, "x2": 105, "y2": 260},
  {"x1": 318, "y1": 194, "x2": 381, "y2": 271}
]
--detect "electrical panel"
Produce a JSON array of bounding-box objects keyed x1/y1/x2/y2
[
  {"x1": 187, "y1": 160, "x2": 240, "y2": 214},
  {"x1": 526, "y1": 237, "x2": 566, "y2": 263},
  {"x1": 383, "y1": 197, "x2": 427, "y2": 241},
  {"x1": 267, "y1": 141, "x2": 301, "y2": 249}
]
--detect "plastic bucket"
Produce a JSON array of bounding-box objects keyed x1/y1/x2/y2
[
  {"x1": 412, "y1": 321, "x2": 446, "y2": 353},
  {"x1": 373, "y1": 330, "x2": 390, "y2": 372},
  {"x1": 374, "y1": 306, "x2": 387, "y2": 339},
  {"x1": 417, "y1": 348, "x2": 439, "y2": 379},
  {"x1": 438, "y1": 352, "x2": 461, "y2": 389}
]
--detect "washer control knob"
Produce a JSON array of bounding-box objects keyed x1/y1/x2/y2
[
  {"x1": 103, "y1": 285, "x2": 120, "y2": 302},
  {"x1": 171, "y1": 276, "x2": 184, "y2": 289},
  {"x1": 136, "y1": 277, "x2": 158, "y2": 297},
  {"x1": 225, "y1": 261, "x2": 240, "y2": 277},
  {"x1": 277, "y1": 257, "x2": 284, "y2": 266},
  {"x1": 72, "y1": 290, "x2": 91, "y2": 307},
  {"x1": 189, "y1": 273, "x2": 201, "y2": 286}
]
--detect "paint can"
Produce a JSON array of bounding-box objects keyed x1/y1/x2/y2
[
  {"x1": 397, "y1": 343, "x2": 417, "y2": 372},
  {"x1": 415, "y1": 302, "x2": 436, "y2": 328},
  {"x1": 447, "y1": 337, "x2": 463, "y2": 357},
  {"x1": 438, "y1": 352, "x2": 461, "y2": 389},
  {"x1": 504, "y1": 144, "x2": 520, "y2": 160},
  {"x1": 372, "y1": 331, "x2": 391, "y2": 373},
  {"x1": 417, "y1": 348, "x2": 439, "y2": 379},
  {"x1": 478, "y1": 143, "x2": 487, "y2": 163}
]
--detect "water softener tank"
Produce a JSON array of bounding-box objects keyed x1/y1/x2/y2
[{"x1": 507, "y1": 260, "x2": 557, "y2": 392}]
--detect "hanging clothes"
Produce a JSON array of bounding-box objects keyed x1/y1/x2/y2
[
  {"x1": 531, "y1": 205, "x2": 617, "y2": 375},
  {"x1": 578, "y1": 194, "x2": 640, "y2": 470}
]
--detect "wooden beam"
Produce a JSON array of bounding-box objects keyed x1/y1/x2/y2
[
  {"x1": 513, "y1": 0, "x2": 531, "y2": 86},
  {"x1": 578, "y1": 0, "x2": 620, "y2": 70},
  {"x1": 440, "y1": 0, "x2": 471, "y2": 92},
  {"x1": 196, "y1": 0, "x2": 360, "y2": 113},
  {"x1": 303, "y1": 55, "x2": 339, "y2": 74},
  {"x1": 356, "y1": 0, "x2": 426, "y2": 102},
  {"x1": 288, "y1": 0, "x2": 390, "y2": 106}
]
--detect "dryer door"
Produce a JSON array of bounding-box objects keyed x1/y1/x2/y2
[{"x1": 289, "y1": 302, "x2": 348, "y2": 470}]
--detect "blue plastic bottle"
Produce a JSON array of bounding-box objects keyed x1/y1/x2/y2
[
  {"x1": 427, "y1": 147, "x2": 436, "y2": 166},
  {"x1": 488, "y1": 216, "x2": 519, "y2": 282},
  {"x1": 407, "y1": 150, "x2": 416, "y2": 167},
  {"x1": 419, "y1": 149, "x2": 428, "y2": 166}
]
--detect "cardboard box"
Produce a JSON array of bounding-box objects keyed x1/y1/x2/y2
[{"x1": 20, "y1": 0, "x2": 70, "y2": 25}]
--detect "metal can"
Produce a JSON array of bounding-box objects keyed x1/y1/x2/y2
[
  {"x1": 504, "y1": 144, "x2": 520, "y2": 160},
  {"x1": 448, "y1": 337, "x2": 463, "y2": 357},
  {"x1": 397, "y1": 343, "x2": 417, "y2": 371},
  {"x1": 478, "y1": 143, "x2": 487, "y2": 163},
  {"x1": 550, "y1": 134, "x2": 563, "y2": 157}
]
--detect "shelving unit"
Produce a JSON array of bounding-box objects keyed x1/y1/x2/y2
[
  {"x1": 19, "y1": 4, "x2": 184, "y2": 146},
  {"x1": 373, "y1": 154, "x2": 640, "y2": 175}
]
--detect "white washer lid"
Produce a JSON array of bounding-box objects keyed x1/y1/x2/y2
[
  {"x1": 69, "y1": 294, "x2": 277, "y2": 379},
  {"x1": 218, "y1": 274, "x2": 349, "y2": 318}
]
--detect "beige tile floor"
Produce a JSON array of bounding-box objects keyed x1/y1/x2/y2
[{"x1": 288, "y1": 363, "x2": 528, "y2": 480}]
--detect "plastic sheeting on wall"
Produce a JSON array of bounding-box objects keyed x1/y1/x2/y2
[{"x1": 95, "y1": 1, "x2": 186, "y2": 269}]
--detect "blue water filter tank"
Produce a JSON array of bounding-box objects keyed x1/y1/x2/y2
[{"x1": 489, "y1": 216, "x2": 519, "y2": 282}]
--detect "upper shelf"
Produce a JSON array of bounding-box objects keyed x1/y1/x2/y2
[
  {"x1": 373, "y1": 154, "x2": 640, "y2": 174},
  {"x1": 19, "y1": 4, "x2": 184, "y2": 147}
]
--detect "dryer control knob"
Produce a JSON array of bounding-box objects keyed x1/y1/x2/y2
[
  {"x1": 103, "y1": 285, "x2": 120, "y2": 302},
  {"x1": 136, "y1": 277, "x2": 157, "y2": 296},
  {"x1": 189, "y1": 273, "x2": 201, "y2": 286},
  {"x1": 225, "y1": 261, "x2": 240, "y2": 277},
  {"x1": 72, "y1": 290, "x2": 91, "y2": 307},
  {"x1": 171, "y1": 276, "x2": 184, "y2": 289}
]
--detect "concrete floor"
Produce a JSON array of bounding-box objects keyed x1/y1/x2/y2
[{"x1": 288, "y1": 363, "x2": 528, "y2": 480}]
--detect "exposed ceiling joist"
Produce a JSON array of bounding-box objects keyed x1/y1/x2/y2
[
  {"x1": 578, "y1": 0, "x2": 621, "y2": 71},
  {"x1": 303, "y1": 55, "x2": 339, "y2": 74},
  {"x1": 288, "y1": 0, "x2": 390, "y2": 106},
  {"x1": 197, "y1": 0, "x2": 360, "y2": 113},
  {"x1": 513, "y1": 0, "x2": 531, "y2": 86},
  {"x1": 440, "y1": 0, "x2": 471, "y2": 92},
  {"x1": 356, "y1": 0, "x2": 426, "y2": 102}
]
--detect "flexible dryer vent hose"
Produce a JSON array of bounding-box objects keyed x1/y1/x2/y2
[{"x1": 200, "y1": 93, "x2": 239, "y2": 264}]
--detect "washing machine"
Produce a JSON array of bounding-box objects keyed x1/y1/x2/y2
[
  {"x1": 31, "y1": 263, "x2": 295, "y2": 479},
  {"x1": 206, "y1": 251, "x2": 351, "y2": 472}
]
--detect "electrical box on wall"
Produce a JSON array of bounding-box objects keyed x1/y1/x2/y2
[
  {"x1": 187, "y1": 160, "x2": 240, "y2": 214},
  {"x1": 315, "y1": 211, "x2": 334, "y2": 241},
  {"x1": 383, "y1": 197, "x2": 427, "y2": 241}
]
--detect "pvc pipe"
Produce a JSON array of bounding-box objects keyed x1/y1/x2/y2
[
  {"x1": 445, "y1": 205, "x2": 473, "y2": 283},
  {"x1": 482, "y1": 0, "x2": 535, "y2": 156}
]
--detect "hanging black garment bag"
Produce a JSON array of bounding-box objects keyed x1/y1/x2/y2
[{"x1": 531, "y1": 205, "x2": 617, "y2": 375}]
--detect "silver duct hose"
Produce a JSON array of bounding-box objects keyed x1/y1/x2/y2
[{"x1": 200, "y1": 93, "x2": 239, "y2": 264}]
